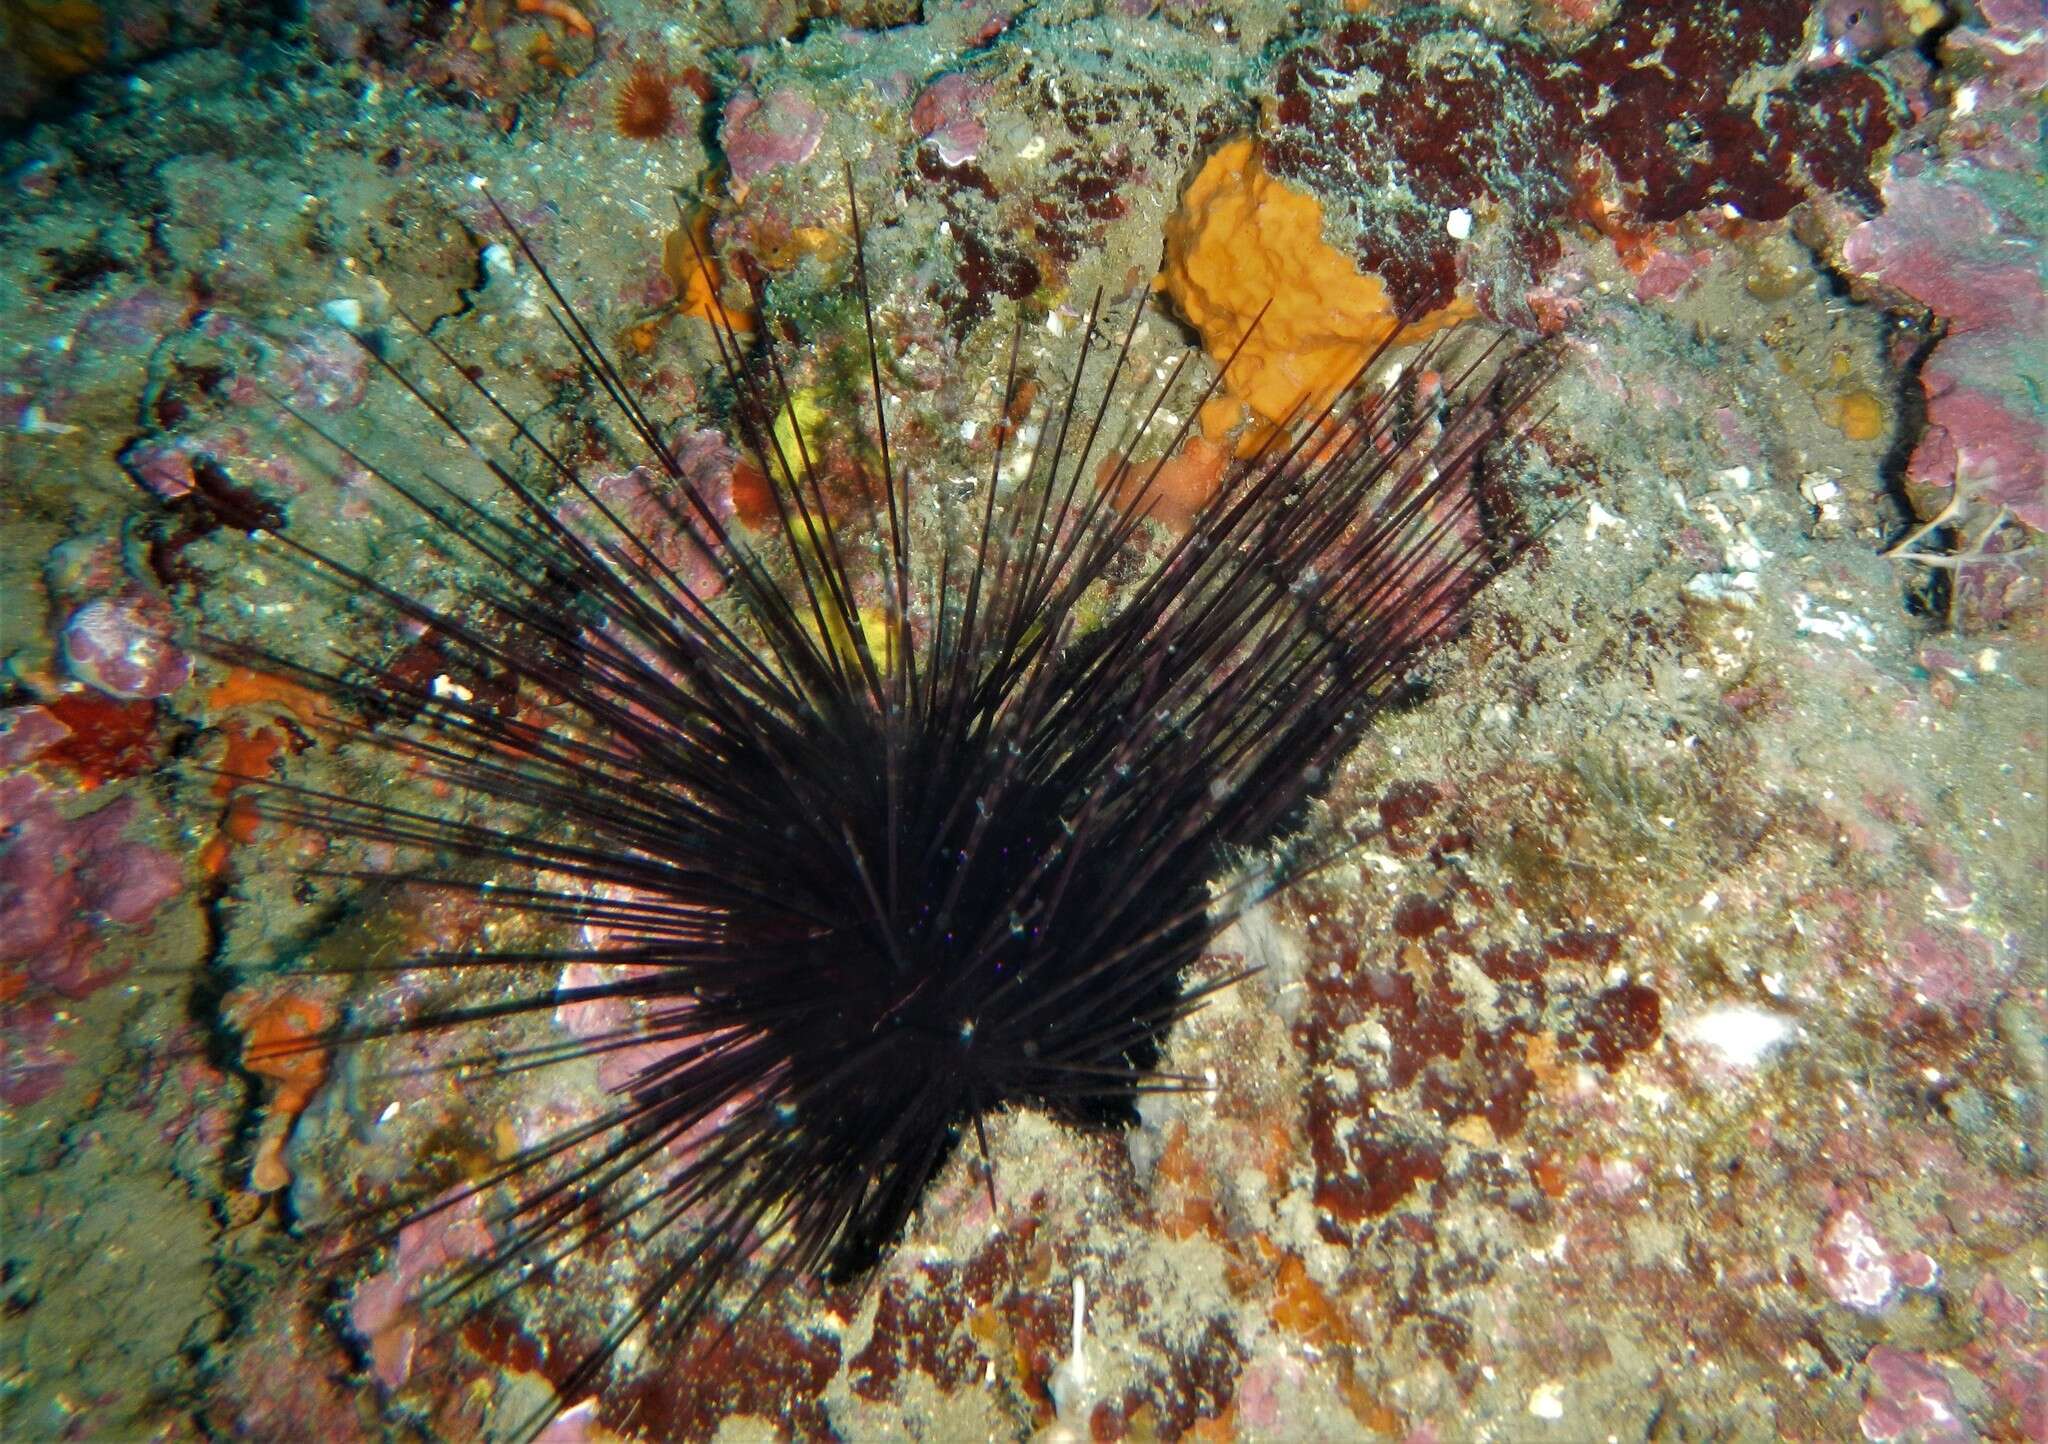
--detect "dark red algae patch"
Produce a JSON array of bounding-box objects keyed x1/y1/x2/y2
[
  {"x1": 36, "y1": 693, "x2": 163, "y2": 787},
  {"x1": 1264, "y1": 0, "x2": 1901, "y2": 320},
  {"x1": 1291, "y1": 782, "x2": 1664, "y2": 1242},
  {"x1": 1266, "y1": 18, "x2": 1573, "y2": 318},
  {"x1": 1089, "y1": 1316, "x2": 1243, "y2": 1442},
  {"x1": 1572, "y1": 2, "x2": 1896, "y2": 223},
  {"x1": 1252, "y1": 759, "x2": 1708, "y2": 1390},
  {"x1": 850, "y1": 1216, "x2": 1066, "y2": 1411},
  {"x1": 600, "y1": 1316, "x2": 841, "y2": 1442},
  {"x1": 439, "y1": 1293, "x2": 844, "y2": 1442},
  {"x1": 911, "y1": 149, "x2": 1044, "y2": 335},
  {"x1": 845, "y1": 1188, "x2": 1248, "y2": 1441},
  {"x1": 1566, "y1": 980, "x2": 1665, "y2": 1072},
  {"x1": 901, "y1": 46, "x2": 1242, "y2": 335}
]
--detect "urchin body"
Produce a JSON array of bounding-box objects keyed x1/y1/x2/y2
[{"x1": 658, "y1": 606, "x2": 1217, "y2": 1284}]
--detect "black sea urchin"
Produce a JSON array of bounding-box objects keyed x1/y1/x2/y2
[{"x1": 217, "y1": 186, "x2": 1548, "y2": 1425}]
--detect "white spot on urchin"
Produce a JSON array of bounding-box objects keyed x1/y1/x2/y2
[
  {"x1": 1528, "y1": 1381, "x2": 1566, "y2": 1420},
  {"x1": 1681, "y1": 1005, "x2": 1794, "y2": 1068},
  {"x1": 1445, "y1": 207, "x2": 1473, "y2": 240}
]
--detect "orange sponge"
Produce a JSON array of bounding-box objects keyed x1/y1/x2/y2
[
  {"x1": 1158, "y1": 139, "x2": 1471, "y2": 439},
  {"x1": 665, "y1": 211, "x2": 755, "y2": 335}
]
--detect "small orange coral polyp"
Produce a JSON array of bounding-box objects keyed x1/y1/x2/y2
[
  {"x1": 1158, "y1": 138, "x2": 1471, "y2": 439},
  {"x1": 615, "y1": 63, "x2": 676, "y2": 140}
]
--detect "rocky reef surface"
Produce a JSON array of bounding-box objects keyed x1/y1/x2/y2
[{"x1": 0, "y1": 0, "x2": 2042, "y2": 1440}]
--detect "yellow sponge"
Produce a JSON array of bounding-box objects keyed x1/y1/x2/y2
[{"x1": 1158, "y1": 139, "x2": 1470, "y2": 439}]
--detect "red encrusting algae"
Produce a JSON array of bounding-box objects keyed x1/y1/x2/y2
[{"x1": 241, "y1": 992, "x2": 335, "y2": 1192}]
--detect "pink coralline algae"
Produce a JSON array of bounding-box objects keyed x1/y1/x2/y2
[
  {"x1": 1889, "y1": 922, "x2": 2002, "y2": 1014},
  {"x1": 1944, "y1": 0, "x2": 2048, "y2": 115},
  {"x1": 1968, "y1": 1275, "x2": 2048, "y2": 1439},
  {"x1": 1860, "y1": 1346, "x2": 1974, "y2": 1444},
  {"x1": 123, "y1": 436, "x2": 206, "y2": 503},
  {"x1": 348, "y1": 1189, "x2": 496, "y2": 1389},
  {"x1": 1632, "y1": 247, "x2": 1714, "y2": 304},
  {"x1": 70, "y1": 286, "x2": 192, "y2": 357},
  {"x1": 1843, "y1": 172, "x2": 2048, "y2": 533},
  {"x1": 555, "y1": 950, "x2": 752, "y2": 1147},
  {"x1": 59, "y1": 590, "x2": 191, "y2": 700},
  {"x1": 555, "y1": 956, "x2": 680, "y2": 1093},
  {"x1": 0, "y1": 998, "x2": 76, "y2": 1108},
  {"x1": 1234, "y1": 1354, "x2": 1311, "y2": 1432},
  {"x1": 2, "y1": 762, "x2": 182, "y2": 1109},
  {"x1": 721, "y1": 88, "x2": 826, "y2": 184},
  {"x1": 546, "y1": 875, "x2": 761, "y2": 1171},
  {"x1": 44, "y1": 533, "x2": 124, "y2": 603},
  {"x1": 0, "y1": 773, "x2": 183, "y2": 997},
  {"x1": 911, "y1": 73, "x2": 990, "y2": 168},
  {"x1": 1973, "y1": 1274, "x2": 2031, "y2": 1334},
  {"x1": 116, "y1": 315, "x2": 365, "y2": 512},
  {"x1": 556, "y1": 431, "x2": 738, "y2": 603},
  {"x1": 121, "y1": 421, "x2": 319, "y2": 507},
  {"x1": 210, "y1": 317, "x2": 369, "y2": 414},
  {"x1": 0, "y1": 287, "x2": 193, "y2": 431},
  {"x1": 0, "y1": 707, "x2": 72, "y2": 769},
  {"x1": 210, "y1": 1288, "x2": 373, "y2": 1441},
  {"x1": 1814, "y1": 1206, "x2": 1936, "y2": 1314}
]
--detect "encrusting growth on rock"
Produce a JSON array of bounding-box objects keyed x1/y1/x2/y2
[{"x1": 1157, "y1": 139, "x2": 1473, "y2": 443}]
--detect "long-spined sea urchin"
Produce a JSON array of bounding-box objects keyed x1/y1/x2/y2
[{"x1": 214, "y1": 182, "x2": 1551, "y2": 1433}]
